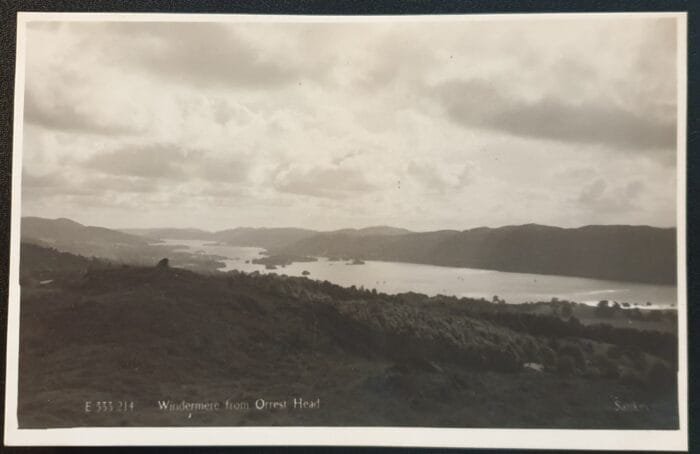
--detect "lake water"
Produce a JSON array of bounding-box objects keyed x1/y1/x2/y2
[{"x1": 162, "y1": 239, "x2": 677, "y2": 308}]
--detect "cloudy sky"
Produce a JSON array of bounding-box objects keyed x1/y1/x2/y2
[{"x1": 20, "y1": 15, "x2": 679, "y2": 231}]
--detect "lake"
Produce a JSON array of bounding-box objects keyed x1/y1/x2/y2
[{"x1": 162, "y1": 239, "x2": 677, "y2": 308}]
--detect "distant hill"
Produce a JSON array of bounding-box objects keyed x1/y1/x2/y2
[
  {"x1": 282, "y1": 224, "x2": 676, "y2": 285},
  {"x1": 26, "y1": 218, "x2": 391, "y2": 258},
  {"x1": 20, "y1": 217, "x2": 223, "y2": 271},
  {"x1": 212, "y1": 227, "x2": 317, "y2": 250},
  {"x1": 118, "y1": 226, "x2": 316, "y2": 249},
  {"x1": 25, "y1": 217, "x2": 677, "y2": 284},
  {"x1": 23, "y1": 217, "x2": 148, "y2": 246},
  {"x1": 119, "y1": 225, "x2": 412, "y2": 246},
  {"x1": 328, "y1": 226, "x2": 414, "y2": 236},
  {"x1": 122, "y1": 228, "x2": 214, "y2": 241}
]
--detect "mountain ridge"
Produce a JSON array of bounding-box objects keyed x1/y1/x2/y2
[
  {"x1": 21, "y1": 217, "x2": 677, "y2": 284},
  {"x1": 282, "y1": 224, "x2": 675, "y2": 285}
]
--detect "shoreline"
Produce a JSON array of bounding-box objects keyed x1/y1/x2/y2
[{"x1": 155, "y1": 239, "x2": 678, "y2": 309}]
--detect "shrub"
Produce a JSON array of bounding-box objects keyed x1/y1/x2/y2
[
  {"x1": 520, "y1": 338, "x2": 538, "y2": 361},
  {"x1": 647, "y1": 311, "x2": 663, "y2": 322},
  {"x1": 624, "y1": 348, "x2": 648, "y2": 371},
  {"x1": 560, "y1": 304, "x2": 573, "y2": 319},
  {"x1": 620, "y1": 369, "x2": 645, "y2": 387},
  {"x1": 486, "y1": 345, "x2": 521, "y2": 373},
  {"x1": 548, "y1": 338, "x2": 560, "y2": 351},
  {"x1": 539, "y1": 346, "x2": 557, "y2": 368},
  {"x1": 594, "y1": 354, "x2": 620, "y2": 379},
  {"x1": 558, "y1": 344, "x2": 585, "y2": 368},
  {"x1": 556, "y1": 355, "x2": 577, "y2": 376},
  {"x1": 647, "y1": 361, "x2": 676, "y2": 388},
  {"x1": 606, "y1": 345, "x2": 623, "y2": 360}
]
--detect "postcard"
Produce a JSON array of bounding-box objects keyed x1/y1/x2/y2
[{"x1": 3, "y1": 11, "x2": 688, "y2": 450}]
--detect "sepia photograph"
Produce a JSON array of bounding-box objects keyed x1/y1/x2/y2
[{"x1": 3, "y1": 10, "x2": 688, "y2": 449}]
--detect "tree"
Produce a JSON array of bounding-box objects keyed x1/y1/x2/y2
[
  {"x1": 560, "y1": 304, "x2": 573, "y2": 319},
  {"x1": 595, "y1": 300, "x2": 614, "y2": 318}
]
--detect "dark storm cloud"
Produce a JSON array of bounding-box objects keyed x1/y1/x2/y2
[
  {"x1": 24, "y1": 91, "x2": 139, "y2": 135},
  {"x1": 434, "y1": 79, "x2": 676, "y2": 154}
]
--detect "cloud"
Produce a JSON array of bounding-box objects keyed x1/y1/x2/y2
[
  {"x1": 81, "y1": 143, "x2": 253, "y2": 184},
  {"x1": 93, "y1": 22, "x2": 317, "y2": 90},
  {"x1": 22, "y1": 168, "x2": 165, "y2": 198},
  {"x1": 83, "y1": 144, "x2": 194, "y2": 180},
  {"x1": 24, "y1": 90, "x2": 140, "y2": 136},
  {"x1": 577, "y1": 178, "x2": 608, "y2": 205},
  {"x1": 405, "y1": 159, "x2": 474, "y2": 193},
  {"x1": 433, "y1": 79, "x2": 676, "y2": 154},
  {"x1": 195, "y1": 157, "x2": 250, "y2": 183},
  {"x1": 22, "y1": 170, "x2": 68, "y2": 189},
  {"x1": 19, "y1": 17, "x2": 679, "y2": 230},
  {"x1": 274, "y1": 164, "x2": 378, "y2": 199},
  {"x1": 354, "y1": 28, "x2": 437, "y2": 92},
  {"x1": 87, "y1": 175, "x2": 162, "y2": 194},
  {"x1": 575, "y1": 177, "x2": 647, "y2": 216},
  {"x1": 625, "y1": 180, "x2": 646, "y2": 199}
]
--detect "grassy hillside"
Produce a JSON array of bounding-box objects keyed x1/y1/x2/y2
[{"x1": 18, "y1": 244, "x2": 678, "y2": 429}]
